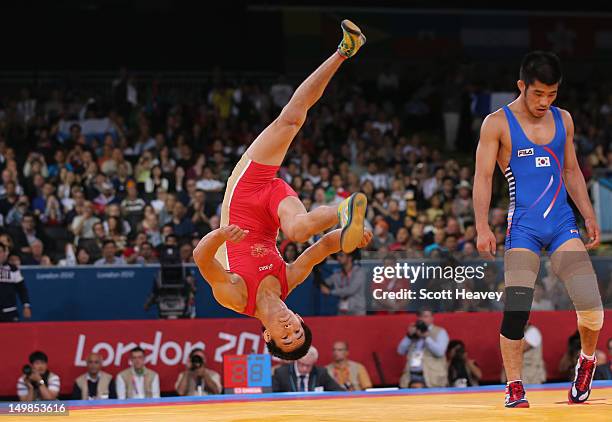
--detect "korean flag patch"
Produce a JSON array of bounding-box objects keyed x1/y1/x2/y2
[{"x1": 535, "y1": 156, "x2": 550, "y2": 167}]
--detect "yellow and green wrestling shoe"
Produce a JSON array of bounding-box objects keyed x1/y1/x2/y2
[
  {"x1": 337, "y1": 192, "x2": 367, "y2": 253},
  {"x1": 338, "y1": 19, "x2": 366, "y2": 59}
]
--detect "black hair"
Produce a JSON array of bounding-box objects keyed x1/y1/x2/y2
[
  {"x1": 29, "y1": 350, "x2": 48, "y2": 364},
  {"x1": 520, "y1": 51, "x2": 563, "y2": 88},
  {"x1": 102, "y1": 239, "x2": 116, "y2": 247},
  {"x1": 130, "y1": 346, "x2": 145, "y2": 355},
  {"x1": 263, "y1": 322, "x2": 312, "y2": 361},
  {"x1": 189, "y1": 348, "x2": 204, "y2": 357}
]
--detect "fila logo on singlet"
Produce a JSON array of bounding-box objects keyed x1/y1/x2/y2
[
  {"x1": 517, "y1": 148, "x2": 534, "y2": 157},
  {"x1": 535, "y1": 156, "x2": 550, "y2": 167},
  {"x1": 259, "y1": 263, "x2": 273, "y2": 272}
]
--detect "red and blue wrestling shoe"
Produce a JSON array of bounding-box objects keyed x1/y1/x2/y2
[
  {"x1": 568, "y1": 353, "x2": 597, "y2": 404},
  {"x1": 505, "y1": 380, "x2": 530, "y2": 408}
]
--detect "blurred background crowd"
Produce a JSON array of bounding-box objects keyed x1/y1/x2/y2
[{"x1": 0, "y1": 62, "x2": 610, "y2": 269}]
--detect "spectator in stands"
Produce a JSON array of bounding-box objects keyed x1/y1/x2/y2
[
  {"x1": 383, "y1": 199, "x2": 405, "y2": 236},
  {"x1": 170, "y1": 201, "x2": 195, "y2": 240},
  {"x1": 196, "y1": 167, "x2": 224, "y2": 192},
  {"x1": 0, "y1": 242, "x2": 31, "y2": 322},
  {"x1": 21, "y1": 239, "x2": 45, "y2": 265},
  {"x1": 175, "y1": 349, "x2": 222, "y2": 396},
  {"x1": 273, "y1": 346, "x2": 343, "y2": 392},
  {"x1": 371, "y1": 220, "x2": 395, "y2": 251},
  {"x1": 594, "y1": 348, "x2": 612, "y2": 380},
  {"x1": 422, "y1": 167, "x2": 446, "y2": 200},
  {"x1": 531, "y1": 283, "x2": 554, "y2": 311},
  {"x1": 321, "y1": 251, "x2": 367, "y2": 315},
  {"x1": 398, "y1": 309, "x2": 449, "y2": 388},
  {"x1": 9, "y1": 212, "x2": 49, "y2": 256},
  {"x1": 0, "y1": 180, "x2": 19, "y2": 217},
  {"x1": 446, "y1": 340, "x2": 481, "y2": 387},
  {"x1": 451, "y1": 181, "x2": 473, "y2": 227},
  {"x1": 94, "y1": 182, "x2": 120, "y2": 210},
  {"x1": 326, "y1": 341, "x2": 372, "y2": 391},
  {"x1": 281, "y1": 242, "x2": 298, "y2": 263},
  {"x1": 6, "y1": 196, "x2": 30, "y2": 227},
  {"x1": 71, "y1": 201, "x2": 100, "y2": 243},
  {"x1": 121, "y1": 181, "x2": 146, "y2": 230},
  {"x1": 179, "y1": 242, "x2": 194, "y2": 264},
  {"x1": 559, "y1": 330, "x2": 582, "y2": 381},
  {"x1": 135, "y1": 242, "x2": 158, "y2": 265},
  {"x1": 145, "y1": 165, "x2": 169, "y2": 195},
  {"x1": 424, "y1": 230, "x2": 446, "y2": 257},
  {"x1": 104, "y1": 216, "x2": 127, "y2": 251},
  {"x1": 58, "y1": 245, "x2": 92, "y2": 266},
  {"x1": 72, "y1": 352, "x2": 116, "y2": 400},
  {"x1": 94, "y1": 239, "x2": 126, "y2": 266},
  {"x1": 17, "y1": 351, "x2": 60, "y2": 401},
  {"x1": 426, "y1": 195, "x2": 445, "y2": 223},
  {"x1": 116, "y1": 346, "x2": 160, "y2": 399}
]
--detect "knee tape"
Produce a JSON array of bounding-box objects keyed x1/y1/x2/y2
[
  {"x1": 504, "y1": 249, "x2": 540, "y2": 288},
  {"x1": 577, "y1": 309, "x2": 604, "y2": 331},
  {"x1": 550, "y1": 250, "x2": 603, "y2": 330},
  {"x1": 500, "y1": 286, "x2": 534, "y2": 340}
]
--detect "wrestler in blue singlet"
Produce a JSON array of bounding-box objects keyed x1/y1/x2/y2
[{"x1": 502, "y1": 105, "x2": 580, "y2": 253}]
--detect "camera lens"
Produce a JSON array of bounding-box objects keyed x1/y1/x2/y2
[
  {"x1": 23, "y1": 364, "x2": 32, "y2": 376},
  {"x1": 190, "y1": 355, "x2": 204, "y2": 368}
]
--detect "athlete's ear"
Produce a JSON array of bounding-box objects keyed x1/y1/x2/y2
[
  {"x1": 262, "y1": 329, "x2": 272, "y2": 342},
  {"x1": 517, "y1": 80, "x2": 525, "y2": 94}
]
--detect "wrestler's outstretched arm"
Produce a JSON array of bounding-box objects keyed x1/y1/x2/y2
[
  {"x1": 193, "y1": 225, "x2": 248, "y2": 285},
  {"x1": 286, "y1": 229, "x2": 372, "y2": 291}
]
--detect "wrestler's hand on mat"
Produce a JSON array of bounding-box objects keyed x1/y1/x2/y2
[
  {"x1": 584, "y1": 217, "x2": 600, "y2": 250},
  {"x1": 476, "y1": 227, "x2": 496, "y2": 259},
  {"x1": 357, "y1": 230, "x2": 373, "y2": 249},
  {"x1": 220, "y1": 224, "x2": 249, "y2": 243}
]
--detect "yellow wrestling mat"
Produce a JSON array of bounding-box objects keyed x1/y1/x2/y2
[{"x1": 8, "y1": 383, "x2": 612, "y2": 422}]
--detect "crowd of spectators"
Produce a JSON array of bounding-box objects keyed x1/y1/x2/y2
[{"x1": 0, "y1": 66, "x2": 610, "y2": 318}]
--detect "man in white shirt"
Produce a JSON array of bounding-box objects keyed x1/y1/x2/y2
[{"x1": 116, "y1": 347, "x2": 160, "y2": 399}]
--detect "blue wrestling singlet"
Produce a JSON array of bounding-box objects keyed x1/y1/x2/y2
[{"x1": 502, "y1": 105, "x2": 580, "y2": 253}]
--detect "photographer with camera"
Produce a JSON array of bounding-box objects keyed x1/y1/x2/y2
[
  {"x1": 174, "y1": 349, "x2": 222, "y2": 396},
  {"x1": 397, "y1": 309, "x2": 449, "y2": 388},
  {"x1": 446, "y1": 340, "x2": 482, "y2": 387},
  {"x1": 17, "y1": 351, "x2": 60, "y2": 401}
]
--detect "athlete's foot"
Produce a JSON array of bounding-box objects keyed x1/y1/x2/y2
[
  {"x1": 568, "y1": 352, "x2": 597, "y2": 404},
  {"x1": 337, "y1": 193, "x2": 367, "y2": 253},
  {"x1": 337, "y1": 19, "x2": 366, "y2": 58},
  {"x1": 505, "y1": 380, "x2": 530, "y2": 408}
]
